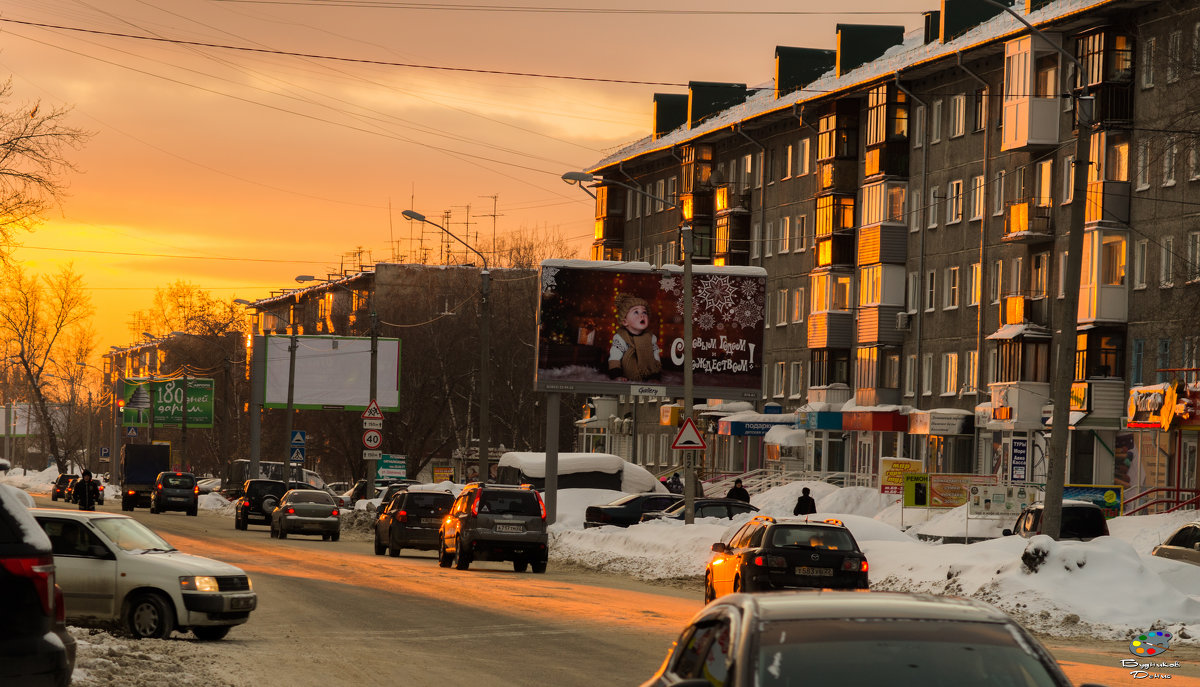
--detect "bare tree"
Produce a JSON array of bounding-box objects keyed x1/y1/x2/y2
[
  {"x1": 127, "y1": 281, "x2": 244, "y2": 338},
  {"x1": 492, "y1": 224, "x2": 578, "y2": 268},
  {"x1": 0, "y1": 263, "x2": 94, "y2": 470},
  {"x1": 0, "y1": 79, "x2": 90, "y2": 262}
]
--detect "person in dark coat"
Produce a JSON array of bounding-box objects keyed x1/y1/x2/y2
[
  {"x1": 666, "y1": 473, "x2": 684, "y2": 494},
  {"x1": 793, "y1": 487, "x2": 817, "y2": 516},
  {"x1": 725, "y1": 479, "x2": 750, "y2": 502},
  {"x1": 73, "y1": 469, "x2": 101, "y2": 511}
]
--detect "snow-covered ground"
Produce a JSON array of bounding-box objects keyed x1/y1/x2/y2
[{"x1": 6, "y1": 466, "x2": 1199, "y2": 644}]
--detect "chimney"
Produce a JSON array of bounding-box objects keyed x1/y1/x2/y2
[
  {"x1": 688, "y1": 82, "x2": 749, "y2": 129},
  {"x1": 941, "y1": 0, "x2": 1010, "y2": 43},
  {"x1": 775, "y1": 46, "x2": 837, "y2": 99},
  {"x1": 923, "y1": 11, "x2": 942, "y2": 44},
  {"x1": 653, "y1": 94, "x2": 689, "y2": 140},
  {"x1": 835, "y1": 24, "x2": 906, "y2": 77}
]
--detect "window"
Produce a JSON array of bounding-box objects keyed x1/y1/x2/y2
[
  {"x1": 928, "y1": 188, "x2": 941, "y2": 228},
  {"x1": 1010, "y1": 257, "x2": 1023, "y2": 296},
  {"x1": 1134, "y1": 239, "x2": 1148, "y2": 289},
  {"x1": 811, "y1": 273, "x2": 852, "y2": 312},
  {"x1": 973, "y1": 88, "x2": 987, "y2": 131},
  {"x1": 667, "y1": 176, "x2": 677, "y2": 206},
  {"x1": 862, "y1": 181, "x2": 907, "y2": 225},
  {"x1": 1062, "y1": 155, "x2": 1075, "y2": 204},
  {"x1": 907, "y1": 271, "x2": 919, "y2": 313},
  {"x1": 860, "y1": 265, "x2": 883, "y2": 307},
  {"x1": 1132, "y1": 339, "x2": 1144, "y2": 385},
  {"x1": 965, "y1": 350, "x2": 978, "y2": 394},
  {"x1": 765, "y1": 221, "x2": 774, "y2": 257},
  {"x1": 751, "y1": 222, "x2": 761, "y2": 259},
  {"x1": 1137, "y1": 140, "x2": 1150, "y2": 190},
  {"x1": 764, "y1": 292, "x2": 770, "y2": 328},
  {"x1": 1142, "y1": 36, "x2": 1157, "y2": 88},
  {"x1": 970, "y1": 175, "x2": 985, "y2": 220},
  {"x1": 794, "y1": 215, "x2": 808, "y2": 252},
  {"x1": 925, "y1": 270, "x2": 936, "y2": 312},
  {"x1": 797, "y1": 138, "x2": 811, "y2": 176},
  {"x1": 913, "y1": 105, "x2": 925, "y2": 147},
  {"x1": 950, "y1": 94, "x2": 966, "y2": 137},
  {"x1": 1162, "y1": 236, "x2": 1175, "y2": 287},
  {"x1": 931, "y1": 99, "x2": 943, "y2": 143},
  {"x1": 905, "y1": 355, "x2": 917, "y2": 397},
  {"x1": 991, "y1": 259, "x2": 1003, "y2": 303},
  {"x1": 922, "y1": 353, "x2": 934, "y2": 396},
  {"x1": 1165, "y1": 138, "x2": 1178, "y2": 187},
  {"x1": 1158, "y1": 339, "x2": 1171, "y2": 384},
  {"x1": 944, "y1": 267, "x2": 960, "y2": 309},
  {"x1": 742, "y1": 154, "x2": 753, "y2": 188},
  {"x1": 772, "y1": 361, "x2": 785, "y2": 397},
  {"x1": 1032, "y1": 253, "x2": 1048, "y2": 297},
  {"x1": 969, "y1": 263, "x2": 981, "y2": 306},
  {"x1": 1189, "y1": 232, "x2": 1200, "y2": 282},
  {"x1": 1035, "y1": 159, "x2": 1053, "y2": 207},
  {"x1": 993, "y1": 170, "x2": 1006, "y2": 216},
  {"x1": 1101, "y1": 234, "x2": 1126, "y2": 286},
  {"x1": 779, "y1": 216, "x2": 791, "y2": 254},
  {"x1": 792, "y1": 288, "x2": 805, "y2": 323},
  {"x1": 783, "y1": 144, "x2": 794, "y2": 180},
  {"x1": 910, "y1": 190, "x2": 922, "y2": 232},
  {"x1": 946, "y1": 180, "x2": 963, "y2": 224},
  {"x1": 790, "y1": 362, "x2": 804, "y2": 397},
  {"x1": 1169, "y1": 31, "x2": 1182, "y2": 84},
  {"x1": 1190, "y1": 137, "x2": 1200, "y2": 181},
  {"x1": 777, "y1": 288, "x2": 789, "y2": 325},
  {"x1": 1058, "y1": 251, "x2": 1067, "y2": 298},
  {"x1": 754, "y1": 151, "x2": 764, "y2": 188},
  {"x1": 941, "y1": 353, "x2": 959, "y2": 396}
]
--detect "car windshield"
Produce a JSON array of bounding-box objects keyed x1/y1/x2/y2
[
  {"x1": 1061, "y1": 507, "x2": 1106, "y2": 538},
  {"x1": 755, "y1": 619, "x2": 1059, "y2": 687},
  {"x1": 479, "y1": 490, "x2": 540, "y2": 516},
  {"x1": 407, "y1": 493, "x2": 453, "y2": 509},
  {"x1": 290, "y1": 491, "x2": 334, "y2": 504},
  {"x1": 162, "y1": 475, "x2": 195, "y2": 488},
  {"x1": 769, "y1": 526, "x2": 857, "y2": 551},
  {"x1": 92, "y1": 517, "x2": 176, "y2": 553}
]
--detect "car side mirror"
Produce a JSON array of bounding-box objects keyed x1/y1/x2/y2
[
  {"x1": 711, "y1": 542, "x2": 727, "y2": 554},
  {"x1": 1002, "y1": 529, "x2": 1013, "y2": 537}
]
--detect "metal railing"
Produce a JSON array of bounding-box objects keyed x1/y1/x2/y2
[{"x1": 1122, "y1": 487, "x2": 1200, "y2": 516}]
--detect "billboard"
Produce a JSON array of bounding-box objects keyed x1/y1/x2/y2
[
  {"x1": 536, "y1": 260, "x2": 766, "y2": 399},
  {"x1": 121, "y1": 378, "x2": 214, "y2": 428},
  {"x1": 262, "y1": 335, "x2": 400, "y2": 411},
  {"x1": 879, "y1": 458, "x2": 923, "y2": 495}
]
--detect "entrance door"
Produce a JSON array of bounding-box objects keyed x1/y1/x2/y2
[{"x1": 1184, "y1": 437, "x2": 1198, "y2": 491}]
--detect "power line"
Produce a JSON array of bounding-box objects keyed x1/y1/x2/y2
[
  {"x1": 10, "y1": 244, "x2": 334, "y2": 264},
  {"x1": 210, "y1": 1, "x2": 923, "y2": 14}
]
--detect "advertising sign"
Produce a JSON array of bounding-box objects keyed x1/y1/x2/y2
[
  {"x1": 903, "y1": 473, "x2": 930, "y2": 507},
  {"x1": 262, "y1": 336, "x2": 401, "y2": 411},
  {"x1": 536, "y1": 260, "x2": 766, "y2": 399},
  {"x1": 1010, "y1": 438, "x2": 1028, "y2": 482},
  {"x1": 121, "y1": 378, "x2": 215, "y2": 428},
  {"x1": 880, "y1": 458, "x2": 923, "y2": 495},
  {"x1": 1127, "y1": 384, "x2": 1170, "y2": 429},
  {"x1": 968, "y1": 484, "x2": 1035, "y2": 517},
  {"x1": 432, "y1": 466, "x2": 454, "y2": 483},
  {"x1": 929, "y1": 473, "x2": 999, "y2": 508},
  {"x1": 1064, "y1": 484, "x2": 1124, "y2": 518}
]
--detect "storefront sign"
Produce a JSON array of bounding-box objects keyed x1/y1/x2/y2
[
  {"x1": 1070, "y1": 382, "x2": 1089, "y2": 412},
  {"x1": 802, "y1": 412, "x2": 843, "y2": 430},
  {"x1": 1127, "y1": 385, "x2": 1169, "y2": 429},
  {"x1": 1010, "y1": 438, "x2": 1028, "y2": 482},
  {"x1": 928, "y1": 473, "x2": 999, "y2": 508},
  {"x1": 1064, "y1": 484, "x2": 1124, "y2": 518},
  {"x1": 843, "y1": 411, "x2": 908, "y2": 432},
  {"x1": 908, "y1": 411, "x2": 972, "y2": 436},
  {"x1": 432, "y1": 466, "x2": 454, "y2": 483},
  {"x1": 880, "y1": 458, "x2": 923, "y2": 495},
  {"x1": 968, "y1": 484, "x2": 1034, "y2": 516},
  {"x1": 903, "y1": 473, "x2": 930, "y2": 507}
]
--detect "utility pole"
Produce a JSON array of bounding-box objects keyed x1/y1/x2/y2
[
  {"x1": 479, "y1": 194, "x2": 503, "y2": 264},
  {"x1": 282, "y1": 333, "x2": 298, "y2": 474}
]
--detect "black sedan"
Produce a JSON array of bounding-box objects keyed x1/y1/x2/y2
[
  {"x1": 585, "y1": 493, "x2": 682, "y2": 528},
  {"x1": 642, "y1": 591, "x2": 1077, "y2": 687},
  {"x1": 640, "y1": 498, "x2": 758, "y2": 522},
  {"x1": 705, "y1": 516, "x2": 868, "y2": 602},
  {"x1": 374, "y1": 489, "x2": 454, "y2": 556}
]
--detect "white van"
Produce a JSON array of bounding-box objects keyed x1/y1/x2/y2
[{"x1": 495, "y1": 452, "x2": 667, "y2": 493}]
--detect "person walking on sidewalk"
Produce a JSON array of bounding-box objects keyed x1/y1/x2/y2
[
  {"x1": 725, "y1": 478, "x2": 750, "y2": 502},
  {"x1": 794, "y1": 487, "x2": 817, "y2": 516}
]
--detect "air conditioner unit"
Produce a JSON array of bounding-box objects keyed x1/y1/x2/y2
[{"x1": 895, "y1": 311, "x2": 911, "y2": 331}]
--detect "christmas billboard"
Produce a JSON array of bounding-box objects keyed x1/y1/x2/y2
[{"x1": 536, "y1": 260, "x2": 766, "y2": 399}]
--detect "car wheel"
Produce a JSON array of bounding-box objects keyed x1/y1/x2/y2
[
  {"x1": 704, "y1": 574, "x2": 716, "y2": 603},
  {"x1": 126, "y1": 593, "x2": 174, "y2": 639},
  {"x1": 374, "y1": 533, "x2": 386, "y2": 555},
  {"x1": 331, "y1": 531, "x2": 340, "y2": 542},
  {"x1": 513, "y1": 559, "x2": 528, "y2": 573},
  {"x1": 453, "y1": 538, "x2": 471, "y2": 570},
  {"x1": 437, "y1": 540, "x2": 453, "y2": 568},
  {"x1": 187, "y1": 506, "x2": 198, "y2": 517},
  {"x1": 192, "y1": 625, "x2": 231, "y2": 641},
  {"x1": 51, "y1": 492, "x2": 57, "y2": 501},
  {"x1": 531, "y1": 560, "x2": 547, "y2": 574},
  {"x1": 322, "y1": 533, "x2": 330, "y2": 541}
]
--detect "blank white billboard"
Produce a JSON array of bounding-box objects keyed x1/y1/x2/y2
[{"x1": 262, "y1": 335, "x2": 400, "y2": 411}]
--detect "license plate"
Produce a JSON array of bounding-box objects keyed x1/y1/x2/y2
[
  {"x1": 495, "y1": 524, "x2": 524, "y2": 533},
  {"x1": 797, "y1": 566, "x2": 833, "y2": 577},
  {"x1": 421, "y1": 518, "x2": 440, "y2": 525},
  {"x1": 231, "y1": 596, "x2": 254, "y2": 610}
]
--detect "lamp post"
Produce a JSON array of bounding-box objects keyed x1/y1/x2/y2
[
  {"x1": 402, "y1": 209, "x2": 491, "y2": 487},
  {"x1": 562, "y1": 172, "x2": 701, "y2": 524}
]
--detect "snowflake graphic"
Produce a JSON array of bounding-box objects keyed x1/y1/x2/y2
[
  {"x1": 541, "y1": 267, "x2": 559, "y2": 293},
  {"x1": 659, "y1": 275, "x2": 681, "y2": 294},
  {"x1": 695, "y1": 275, "x2": 737, "y2": 312},
  {"x1": 740, "y1": 280, "x2": 761, "y2": 297},
  {"x1": 732, "y1": 301, "x2": 764, "y2": 329},
  {"x1": 695, "y1": 312, "x2": 717, "y2": 330}
]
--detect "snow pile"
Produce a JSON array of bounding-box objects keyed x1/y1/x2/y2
[
  {"x1": 549, "y1": 488, "x2": 626, "y2": 530},
  {"x1": 69, "y1": 627, "x2": 233, "y2": 686},
  {"x1": 0, "y1": 465, "x2": 61, "y2": 495},
  {"x1": 552, "y1": 516, "x2": 747, "y2": 580},
  {"x1": 198, "y1": 493, "x2": 234, "y2": 514}
]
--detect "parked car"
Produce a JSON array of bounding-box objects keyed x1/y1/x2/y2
[
  {"x1": 31, "y1": 507, "x2": 257, "y2": 640},
  {"x1": 640, "y1": 498, "x2": 759, "y2": 523},
  {"x1": 234, "y1": 479, "x2": 288, "y2": 531},
  {"x1": 0, "y1": 484, "x2": 75, "y2": 687},
  {"x1": 150, "y1": 472, "x2": 199, "y2": 516},
  {"x1": 438, "y1": 483, "x2": 548, "y2": 572},
  {"x1": 641, "y1": 591, "x2": 1077, "y2": 687},
  {"x1": 50, "y1": 474, "x2": 76, "y2": 502},
  {"x1": 269, "y1": 489, "x2": 341, "y2": 541},
  {"x1": 1002, "y1": 500, "x2": 1109, "y2": 541},
  {"x1": 196, "y1": 478, "x2": 221, "y2": 495},
  {"x1": 375, "y1": 481, "x2": 424, "y2": 510},
  {"x1": 704, "y1": 516, "x2": 868, "y2": 602},
  {"x1": 585, "y1": 493, "x2": 683, "y2": 528},
  {"x1": 1152, "y1": 521, "x2": 1200, "y2": 566},
  {"x1": 374, "y1": 489, "x2": 454, "y2": 557}
]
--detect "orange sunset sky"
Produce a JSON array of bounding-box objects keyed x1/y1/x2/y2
[{"x1": 0, "y1": 0, "x2": 929, "y2": 350}]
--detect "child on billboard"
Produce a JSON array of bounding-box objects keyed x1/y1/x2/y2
[{"x1": 607, "y1": 293, "x2": 662, "y2": 382}]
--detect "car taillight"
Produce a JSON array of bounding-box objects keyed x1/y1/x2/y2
[
  {"x1": 127, "y1": 490, "x2": 136, "y2": 496},
  {"x1": 470, "y1": 491, "x2": 482, "y2": 516},
  {"x1": 843, "y1": 558, "x2": 868, "y2": 572},
  {"x1": 156, "y1": 485, "x2": 163, "y2": 491},
  {"x1": 535, "y1": 492, "x2": 547, "y2": 521},
  {"x1": 396, "y1": 510, "x2": 407, "y2": 523},
  {"x1": 242, "y1": 499, "x2": 250, "y2": 507},
  {"x1": 753, "y1": 555, "x2": 786, "y2": 567},
  {"x1": 193, "y1": 486, "x2": 199, "y2": 494},
  {"x1": 98, "y1": 485, "x2": 105, "y2": 492},
  {"x1": 0, "y1": 554, "x2": 55, "y2": 617},
  {"x1": 286, "y1": 507, "x2": 295, "y2": 514},
  {"x1": 331, "y1": 508, "x2": 339, "y2": 517}
]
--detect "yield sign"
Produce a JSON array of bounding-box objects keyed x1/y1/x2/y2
[
  {"x1": 671, "y1": 417, "x2": 707, "y2": 451},
  {"x1": 361, "y1": 400, "x2": 384, "y2": 420}
]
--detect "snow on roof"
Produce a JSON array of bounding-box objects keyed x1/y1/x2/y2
[
  {"x1": 764, "y1": 425, "x2": 805, "y2": 446},
  {"x1": 498, "y1": 452, "x2": 625, "y2": 477},
  {"x1": 986, "y1": 323, "x2": 1053, "y2": 340},
  {"x1": 591, "y1": 0, "x2": 1114, "y2": 171},
  {"x1": 540, "y1": 259, "x2": 766, "y2": 278}
]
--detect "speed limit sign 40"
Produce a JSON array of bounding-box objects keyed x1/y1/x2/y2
[{"x1": 362, "y1": 429, "x2": 382, "y2": 449}]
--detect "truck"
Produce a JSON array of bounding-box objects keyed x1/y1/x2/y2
[{"x1": 120, "y1": 444, "x2": 172, "y2": 511}]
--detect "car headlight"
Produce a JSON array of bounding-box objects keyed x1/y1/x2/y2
[{"x1": 179, "y1": 576, "x2": 220, "y2": 592}]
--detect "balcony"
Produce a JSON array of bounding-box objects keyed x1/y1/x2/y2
[
  {"x1": 807, "y1": 311, "x2": 853, "y2": 349},
  {"x1": 856, "y1": 305, "x2": 905, "y2": 346},
  {"x1": 815, "y1": 235, "x2": 855, "y2": 267},
  {"x1": 1084, "y1": 180, "x2": 1130, "y2": 226},
  {"x1": 1000, "y1": 96, "x2": 1059, "y2": 151},
  {"x1": 1078, "y1": 282, "x2": 1128, "y2": 324},
  {"x1": 1002, "y1": 295, "x2": 1050, "y2": 327},
  {"x1": 1003, "y1": 199, "x2": 1054, "y2": 242},
  {"x1": 856, "y1": 386, "x2": 902, "y2": 407},
  {"x1": 1091, "y1": 82, "x2": 1133, "y2": 125},
  {"x1": 857, "y1": 223, "x2": 907, "y2": 266},
  {"x1": 988, "y1": 381, "x2": 1051, "y2": 429},
  {"x1": 864, "y1": 140, "x2": 908, "y2": 179},
  {"x1": 817, "y1": 159, "x2": 858, "y2": 194}
]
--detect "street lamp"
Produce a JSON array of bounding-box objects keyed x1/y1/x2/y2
[
  {"x1": 402, "y1": 209, "x2": 491, "y2": 487},
  {"x1": 562, "y1": 171, "x2": 701, "y2": 523}
]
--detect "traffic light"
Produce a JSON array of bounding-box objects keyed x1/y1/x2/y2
[{"x1": 117, "y1": 398, "x2": 125, "y2": 411}]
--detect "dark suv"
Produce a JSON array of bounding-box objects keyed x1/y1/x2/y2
[
  {"x1": 438, "y1": 484, "x2": 548, "y2": 573},
  {"x1": 1002, "y1": 501, "x2": 1110, "y2": 541},
  {"x1": 374, "y1": 489, "x2": 454, "y2": 557},
  {"x1": 50, "y1": 475, "x2": 76, "y2": 502},
  {"x1": 234, "y1": 479, "x2": 288, "y2": 530},
  {"x1": 150, "y1": 472, "x2": 199, "y2": 516},
  {"x1": 0, "y1": 484, "x2": 76, "y2": 687}
]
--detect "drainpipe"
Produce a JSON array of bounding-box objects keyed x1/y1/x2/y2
[
  {"x1": 895, "y1": 77, "x2": 928, "y2": 440},
  {"x1": 617, "y1": 161, "x2": 643, "y2": 261},
  {"x1": 957, "y1": 52, "x2": 991, "y2": 469}
]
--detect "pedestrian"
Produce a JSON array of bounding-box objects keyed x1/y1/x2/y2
[
  {"x1": 73, "y1": 469, "x2": 100, "y2": 511},
  {"x1": 793, "y1": 486, "x2": 817, "y2": 516},
  {"x1": 666, "y1": 472, "x2": 684, "y2": 494},
  {"x1": 725, "y1": 478, "x2": 750, "y2": 502}
]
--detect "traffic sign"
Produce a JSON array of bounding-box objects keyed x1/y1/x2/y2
[
  {"x1": 100, "y1": 447, "x2": 110, "y2": 458},
  {"x1": 125, "y1": 427, "x2": 139, "y2": 438},
  {"x1": 671, "y1": 417, "x2": 707, "y2": 451},
  {"x1": 377, "y1": 454, "x2": 407, "y2": 479},
  {"x1": 362, "y1": 429, "x2": 383, "y2": 450},
  {"x1": 290, "y1": 430, "x2": 306, "y2": 446},
  {"x1": 361, "y1": 400, "x2": 384, "y2": 420},
  {"x1": 362, "y1": 419, "x2": 383, "y2": 430},
  {"x1": 289, "y1": 447, "x2": 306, "y2": 464},
  {"x1": 362, "y1": 450, "x2": 382, "y2": 460}
]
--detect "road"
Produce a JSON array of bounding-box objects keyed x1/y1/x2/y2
[{"x1": 36, "y1": 495, "x2": 1200, "y2": 686}]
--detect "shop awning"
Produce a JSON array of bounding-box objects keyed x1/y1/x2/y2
[
  {"x1": 764, "y1": 426, "x2": 806, "y2": 447},
  {"x1": 986, "y1": 323, "x2": 1052, "y2": 340},
  {"x1": 718, "y1": 411, "x2": 797, "y2": 437},
  {"x1": 1043, "y1": 411, "x2": 1087, "y2": 427},
  {"x1": 909, "y1": 408, "x2": 975, "y2": 435}
]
